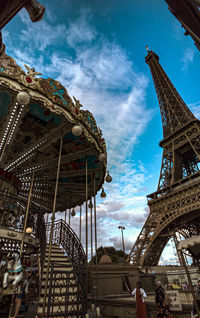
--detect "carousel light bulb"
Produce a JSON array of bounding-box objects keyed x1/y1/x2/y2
[
  {"x1": 17, "y1": 91, "x2": 30, "y2": 105},
  {"x1": 96, "y1": 307, "x2": 100, "y2": 317},
  {"x1": 26, "y1": 227, "x2": 32, "y2": 234},
  {"x1": 72, "y1": 125, "x2": 82, "y2": 136},
  {"x1": 88, "y1": 200, "x2": 93, "y2": 209},
  {"x1": 100, "y1": 187, "x2": 106, "y2": 198},
  {"x1": 106, "y1": 171, "x2": 112, "y2": 183},
  {"x1": 98, "y1": 153, "x2": 106, "y2": 162},
  {"x1": 71, "y1": 208, "x2": 76, "y2": 217}
]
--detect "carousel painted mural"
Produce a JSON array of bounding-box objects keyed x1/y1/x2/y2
[{"x1": 0, "y1": 1, "x2": 110, "y2": 317}]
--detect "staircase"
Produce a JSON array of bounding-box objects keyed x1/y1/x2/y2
[{"x1": 37, "y1": 220, "x2": 87, "y2": 318}]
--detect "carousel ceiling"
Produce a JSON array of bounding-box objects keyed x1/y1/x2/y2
[{"x1": 0, "y1": 50, "x2": 107, "y2": 213}]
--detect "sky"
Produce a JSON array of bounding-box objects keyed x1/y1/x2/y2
[{"x1": 2, "y1": 0, "x2": 200, "y2": 265}]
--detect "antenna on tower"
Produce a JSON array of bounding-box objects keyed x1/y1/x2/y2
[{"x1": 145, "y1": 45, "x2": 150, "y2": 52}]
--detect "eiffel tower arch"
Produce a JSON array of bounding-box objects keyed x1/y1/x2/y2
[{"x1": 128, "y1": 49, "x2": 200, "y2": 266}]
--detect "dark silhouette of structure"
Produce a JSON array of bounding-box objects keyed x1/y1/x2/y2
[
  {"x1": 0, "y1": 0, "x2": 45, "y2": 53},
  {"x1": 128, "y1": 49, "x2": 200, "y2": 266},
  {"x1": 165, "y1": 0, "x2": 200, "y2": 51}
]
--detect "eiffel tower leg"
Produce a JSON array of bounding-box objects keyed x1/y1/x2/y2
[{"x1": 128, "y1": 176, "x2": 200, "y2": 266}]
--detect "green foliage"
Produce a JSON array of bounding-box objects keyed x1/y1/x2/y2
[{"x1": 90, "y1": 246, "x2": 128, "y2": 264}]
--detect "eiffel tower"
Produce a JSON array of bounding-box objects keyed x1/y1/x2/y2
[{"x1": 128, "y1": 48, "x2": 200, "y2": 266}]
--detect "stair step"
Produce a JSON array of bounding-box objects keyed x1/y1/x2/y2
[
  {"x1": 45, "y1": 246, "x2": 63, "y2": 250},
  {"x1": 45, "y1": 246, "x2": 64, "y2": 251},
  {"x1": 39, "y1": 288, "x2": 78, "y2": 295},
  {"x1": 44, "y1": 261, "x2": 71, "y2": 266},
  {"x1": 43, "y1": 267, "x2": 73, "y2": 273},
  {"x1": 45, "y1": 251, "x2": 65, "y2": 255},
  {"x1": 45, "y1": 255, "x2": 69, "y2": 260},
  {"x1": 39, "y1": 290, "x2": 79, "y2": 297},
  {"x1": 38, "y1": 297, "x2": 79, "y2": 306},
  {"x1": 37, "y1": 304, "x2": 80, "y2": 313},
  {"x1": 41, "y1": 281, "x2": 76, "y2": 288},
  {"x1": 37, "y1": 241, "x2": 84, "y2": 318},
  {"x1": 44, "y1": 259, "x2": 70, "y2": 264},
  {"x1": 41, "y1": 276, "x2": 75, "y2": 282},
  {"x1": 41, "y1": 281, "x2": 77, "y2": 288},
  {"x1": 37, "y1": 311, "x2": 83, "y2": 317},
  {"x1": 42, "y1": 271, "x2": 75, "y2": 277},
  {"x1": 44, "y1": 258, "x2": 70, "y2": 263}
]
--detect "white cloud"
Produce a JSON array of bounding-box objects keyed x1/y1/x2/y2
[
  {"x1": 66, "y1": 10, "x2": 97, "y2": 48},
  {"x1": 181, "y1": 48, "x2": 195, "y2": 71},
  {"x1": 189, "y1": 101, "x2": 200, "y2": 119},
  {"x1": 109, "y1": 236, "x2": 133, "y2": 251},
  {"x1": 18, "y1": 9, "x2": 68, "y2": 51},
  {"x1": 4, "y1": 9, "x2": 154, "y2": 258},
  {"x1": 97, "y1": 201, "x2": 125, "y2": 214}
]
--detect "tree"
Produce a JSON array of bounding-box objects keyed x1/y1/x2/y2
[{"x1": 90, "y1": 246, "x2": 128, "y2": 264}]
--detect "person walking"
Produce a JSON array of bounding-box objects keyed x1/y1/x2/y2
[
  {"x1": 132, "y1": 281, "x2": 148, "y2": 318},
  {"x1": 191, "y1": 281, "x2": 200, "y2": 318},
  {"x1": 155, "y1": 280, "x2": 173, "y2": 318}
]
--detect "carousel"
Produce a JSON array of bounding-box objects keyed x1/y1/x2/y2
[{"x1": 0, "y1": 20, "x2": 109, "y2": 318}]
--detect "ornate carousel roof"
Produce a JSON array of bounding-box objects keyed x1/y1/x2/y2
[{"x1": 0, "y1": 49, "x2": 107, "y2": 213}]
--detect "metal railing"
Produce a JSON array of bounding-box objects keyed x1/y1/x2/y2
[{"x1": 45, "y1": 219, "x2": 87, "y2": 317}]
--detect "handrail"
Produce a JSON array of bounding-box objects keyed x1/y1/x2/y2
[
  {"x1": 45, "y1": 219, "x2": 87, "y2": 317},
  {"x1": 45, "y1": 219, "x2": 86, "y2": 267}
]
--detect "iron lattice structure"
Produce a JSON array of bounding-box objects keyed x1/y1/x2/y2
[{"x1": 128, "y1": 50, "x2": 200, "y2": 266}]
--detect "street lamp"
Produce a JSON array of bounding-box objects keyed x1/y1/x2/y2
[{"x1": 118, "y1": 225, "x2": 126, "y2": 261}]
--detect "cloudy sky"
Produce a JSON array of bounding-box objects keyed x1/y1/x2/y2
[{"x1": 2, "y1": 0, "x2": 200, "y2": 264}]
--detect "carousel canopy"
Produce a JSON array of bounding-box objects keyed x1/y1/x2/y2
[{"x1": 0, "y1": 49, "x2": 107, "y2": 213}]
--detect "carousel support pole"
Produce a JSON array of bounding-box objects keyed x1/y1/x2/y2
[
  {"x1": 42, "y1": 134, "x2": 63, "y2": 318},
  {"x1": 85, "y1": 157, "x2": 88, "y2": 262},
  {"x1": 69, "y1": 207, "x2": 71, "y2": 226},
  {"x1": 8, "y1": 294, "x2": 15, "y2": 318},
  {"x1": 90, "y1": 184, "x2": 94, "y2": 311},
  {"x1": 196, "y1": 258, "x2": 200, "y2": 273},
  {"x1": 79, "y1": 205, "x2": 82, "y2": 241},
  {"x1": 93, "y1": 174, "x2": 99, "y2": 309},
  {"x1": 179, "y1": 250, "x2": 200, "y2": 317},
  {"x1": 46, "y1": 213, "x2": 49, "y2": 224},
  {"x1": 85, "y1": 157, "x2": 89, "y2": 315},
  {"x1": 20, "y1": 171, "x2": 35, "y2": 257},
  {"x1": 90, "y1": 192, "x2": 93, "y2": 259},
  {"x1": 37, "y1": 205, "x2": 42, "y2": 281},
  {"x1": 65, "y1": 209, "x2": 67, "y2": 223},
  {"x1": 93, "y1": 175, "x2": 98, "y2": 267}
]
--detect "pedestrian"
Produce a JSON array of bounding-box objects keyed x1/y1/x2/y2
[
  {"x1": 132, "y1": 281, "x2": 148, "y2": 318},
  {"x1": 191, "y1": 281, "x2": 200, "y2": 318},
  {"x1": 155, "y1": 280, "x2": 173, "y2": 318}
]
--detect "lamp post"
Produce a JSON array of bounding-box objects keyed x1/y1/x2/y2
[{"x1": 118, "y1": 226, "x2": 125, "y2": 261}]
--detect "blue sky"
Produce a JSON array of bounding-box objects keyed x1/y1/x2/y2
[{"x1": 2, "y1": 0, "x2": 200, "y2": 264}]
